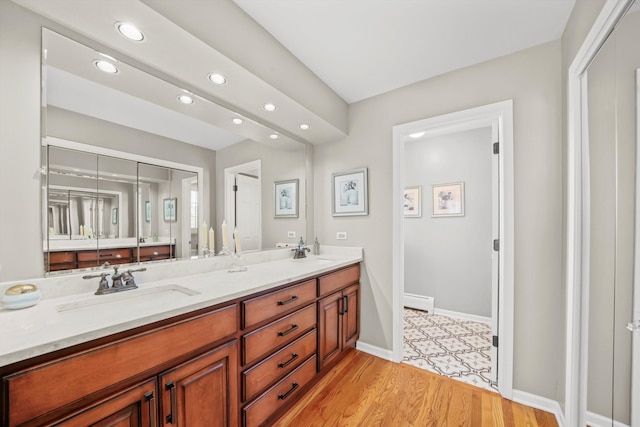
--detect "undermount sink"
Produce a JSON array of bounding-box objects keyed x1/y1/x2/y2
[{"x1": 56, "y1": 284, "x2": 200, "y2": 317}]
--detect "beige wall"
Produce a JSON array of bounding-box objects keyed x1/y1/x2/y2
[{"x1": 315, "y1": 41, "x2": 564, "y2": 400}]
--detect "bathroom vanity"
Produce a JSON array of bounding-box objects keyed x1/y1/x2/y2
[{"x1": 0, "y1": 248, "x2": 361, "y2": 427}]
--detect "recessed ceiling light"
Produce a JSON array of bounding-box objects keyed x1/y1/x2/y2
[
  {"x1": 93, "y1": 59, "x2": 119, "y2": 74},
  {"x1": 208, "y1": 73, "x2": 227, "y2": 85},
  {"x1": 409, "y1": 131, "x2": 426, "y2": 138},
  {"x1": 231, "y1": 118, "x2": 244, "y2": 125},
  {"x1": 269, "y1": 134, "x2": 279, "y2": 140},
  {"x1": 263, "y1": 103, "x2": 277, "y2": 112},
  {"x1": 116, "y1": 22, "x2": 145, "y2": 42},
  {"x1": 177, "y1": 95, "x2": 194, "y2": 104},
  {"x1": 299, "y1": 124, "x2": 310, "y2": 130}
]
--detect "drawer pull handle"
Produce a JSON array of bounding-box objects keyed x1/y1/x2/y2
[
  {"x1": 278, "y1": 353, "x2": 299, "y2": 369},
  {"x1": 278, "y1": 382, "x2": 299, "y2": 400},
  {"x1": 144, "y1": 391, "x2": 156, "y2": 427},
  {"x1": 165, "y1": 381, "x2": 177, "y2": 425},
  {"x1": 277, "y1": 295, "x2": 299, "y2": 306},
  {"x1": 100, "y1": 253, "x2": 113, "y2": 258},
  {"x1": 278, "y1": 324, "x2": 299, "y2": 337},
  {"x1": 343, "y1": 295, "x2": 349, "y2": 314}
]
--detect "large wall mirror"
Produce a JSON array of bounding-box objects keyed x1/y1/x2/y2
[
  {"x1": 41, "y1": 28, "x2": 308, "y2": 274},
  {"x1": 581, "y1": 3, "x2": 639, "y2": 426}
]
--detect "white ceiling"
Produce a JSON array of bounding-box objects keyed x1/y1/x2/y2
[{"x1": 234, "y1": 0, "x2": 576, "y2": 103}]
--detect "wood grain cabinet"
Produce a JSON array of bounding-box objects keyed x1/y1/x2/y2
[
  {"x1": 318, "y1": 265, "x2": 361, "y2": 371},
  {"x1": 1, "y1": 262, "x2": 361, "y2": 427}
]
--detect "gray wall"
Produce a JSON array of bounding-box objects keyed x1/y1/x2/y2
[
  {"x1": 404, "y1": 127, "x2": 493, "y2": 317},
  {"x1": 314, "y1": 41, "x2": 564, "y2": 400},
  {"x1": 215, "y1": 139, "x2": 306, "y2": 250}
]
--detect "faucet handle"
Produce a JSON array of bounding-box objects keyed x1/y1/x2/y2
[
  {"x1": 82, "y1": 272, "x2": 110, "y2": 280},
  {"x1": 83, "y1": 272, "x2": 111, "y2": 294}
]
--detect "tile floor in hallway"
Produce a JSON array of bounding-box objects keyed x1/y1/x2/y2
[{"x1": 403, "y1": 307, "x2": 497, "y2": 392}]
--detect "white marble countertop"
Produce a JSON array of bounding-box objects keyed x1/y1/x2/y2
[
  {"x1": 45, "y1": 237, "x2": 175, "y2": 252},
  {"x1": 0, "y1": 246, "x2": 362, "y2": 368}
]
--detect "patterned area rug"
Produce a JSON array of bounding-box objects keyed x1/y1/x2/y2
[{"x1": 402, "y1": 308, "x2": 497, "y2": 392}]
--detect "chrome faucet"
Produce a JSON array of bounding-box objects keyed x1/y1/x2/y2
[
  {"x1": 83, "y1": 266, "x2": 147, "y2": 295},
  {"x1": 291, "y1": 238, "x2": 311, "y2": 259}
]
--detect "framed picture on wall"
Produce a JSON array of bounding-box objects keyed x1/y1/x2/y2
[
  {"x1": 144, "y1": 201, "x2": 151, "y2": 223},
  {"x1": 432, "y1": 182, "x2": 464, "y2": 217},
  {"x1": 274, "y1": 179, "x2": 299, "y2": 218},
  {"x1": 332, "y1": 168, "x2": 368, "y2": 216},
  {"x1": 403, "y1": 186, "x2": 422, "y2": 217},
  {"x1": 163, "y1": 198, "x2": 177, "y2": 222}
]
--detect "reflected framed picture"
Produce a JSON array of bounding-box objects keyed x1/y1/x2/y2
[
  {"x1": 403, "y1": 186, "x2": 421, "y2": 218},
  {"x1": 163, "y1": 198, "x2": 177, "y2": 222},
  {"x1": 144, "y1": 201, "x2": 151, "y2": 223},
  {"x1": 111, "y1": 208, "x2": 118, "y2": 225},
  {"x1": 274, "y1": 179, "x2": 298, "y2": 218},
  {"x1": 432, "y1": 182, "x2": 464, "y2": 217},
  {"x1": 332, "y1": 167, "x2": 368, "y2": 216}
]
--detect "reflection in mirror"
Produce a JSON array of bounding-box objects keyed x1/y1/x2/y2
[{"x1": 41, "y1": 27, "x2": 308, "y2": 274}]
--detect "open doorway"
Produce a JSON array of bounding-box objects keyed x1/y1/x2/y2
[
  {"x1": 401, "y1": 126, "x2": 496, "y2": 392},
  {"x1": 392, "y1": 100, "x2": 514, "y2": 399}
]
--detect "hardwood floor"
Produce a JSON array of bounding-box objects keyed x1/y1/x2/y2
[{"x1": 273, "y1": 350, "x2": 558, "y2": 427}]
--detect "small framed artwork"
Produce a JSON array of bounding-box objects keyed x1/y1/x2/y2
[
  {"x1": 144, "y1": 201, "x2": 151, "y2": 223},
  {"x1": 111, "y1": 208, "x2": 118, "y2": 225},
  {"x1": 163, "y1": 198, "x2": 177, "y2": 222},
  {"x1": 274, "y1": 179, "x2": 299, "y2": 218},
  {"x1": 403, "y1": 186, "x2": 422, "y2": 218},
  {"x1": 332, "y1": 167, "x2": 368, "y2": 216},
  {"x1": 432, "y1": 182, "x2": 464, "y2": 217}
]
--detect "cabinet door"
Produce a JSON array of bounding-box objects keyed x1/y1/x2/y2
[
  {"x1": 160, "y1": 341, "x2": 238, "y2": 427},
  {"x1": 52, "y1": 378, "x2": 157, "y2": 427},
  {"x1": 318, "y1": 291, "x2": 343, "y2": 371},
  {"x1": 342, "y1": 284, "x2": 360, "y2": 349}
]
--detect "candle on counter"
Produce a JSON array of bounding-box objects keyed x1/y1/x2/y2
[
  {"x1": 234, "y1": 227, "x2": 241, "y2": 253},
  {"x1": 221, "y1": 220, "x2": 228, "y2": 248},
  {"x1": 201, "y1": 222, "x2": 208, "y2": 248},
  {"x1": 209, "y1": 227, "x2": 215, "y2": 251}
]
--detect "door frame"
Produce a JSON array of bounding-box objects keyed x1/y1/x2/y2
[
  {"x1": 564, "y1": 1, "x2": 635, "y2": 425},
  {"x1": 391, "y1": 100, "x2": 514, "y2": 399}
]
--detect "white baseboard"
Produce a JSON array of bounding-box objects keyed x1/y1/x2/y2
[
  {"x1": 404, "y1": 293, "x2": 434, "y2": 313},
  {"x1": 433, "y1": 307, "x2": 491, "y2": 324},
  {"x1": 512, "y1": 390, "x2": 565, "y2": 427},
  {"x1": 356, "y1": 341, "x2": 393, "y2": 361},
  {"x1": 586, "y1": 411, "x2": 630, "y2": 427}
]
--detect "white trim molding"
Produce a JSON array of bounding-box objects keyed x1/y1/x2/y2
[
  {"x1": 512, "y1": 390, "x2": 566, "y2": 427},
  {"x1": 356, "y1": 341, "x2": 393, "y2": 361},
  {"x1": 433, "y1": 308, "x2": 491, "y2": 325},
  {"x1": 392, "y1": 100, "x2": 514, "y2": 400},
  {"x1": 586, "y1": 411, "x2": 631, "y2": 427},
  {"x1": 404, "y1": 293, "x2": 434, "y2": 313},
  {"x1": 564, "y1": 1, "x2": 635, "y2": 426}
]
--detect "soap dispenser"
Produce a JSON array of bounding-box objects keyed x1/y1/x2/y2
[{"x1": 313, "y1": 237, "x2": 320, "y2": 255}]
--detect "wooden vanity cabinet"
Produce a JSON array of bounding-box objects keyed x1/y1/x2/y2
[
  {"x1": 317, "y1": 265, "x2": 361, "y2": 371},
  {"x1": 136, "y1": 245, "x2": 174, "y2": 263}
]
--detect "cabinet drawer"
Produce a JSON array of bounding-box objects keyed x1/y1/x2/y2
[
  {"x1": 242, "y1": 355, "x2": 317, "y2": 427},
  {"x1": 49, "y1": 251, "x2": 76, "y2": 264},
  {"x1": 242, "y1": 329, "x2": 317, "y2": 402},
  {"x1": 242, "y1": 279, "x2": 316, "y2": 329},
  {"x1": 5, "y1": 304, "x2": 237, "y2": 426},
  {"x1": 77, "y1": 248, "x2": 132, "y2": 263},
  {"x1": 318, "y1": 264, "x2": 360, "y2": 296},
  {"x1": 242, "y1": 304, "x2": 316, "y2": 366}
]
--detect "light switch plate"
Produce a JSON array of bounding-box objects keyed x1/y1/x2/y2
[
  {"x1": 287, "y1": 231, "x2": 296, "y2": 238},
  {"x1": 336, "y1": 232, "x2": 347, "y2": 240}
]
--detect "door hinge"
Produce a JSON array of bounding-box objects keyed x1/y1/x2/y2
[
  {"x1": 492, "y1": 335, "x2": 499, "y2": 347},
  {"x1": 493, "y1": 239, "x2": 499, "y2": 251},
  {"x1": 233, "y1": 184, "x2": 238, "y2": 192},
  {"x1": 493, "y1": 142, "x2": 499, "y2": 154}
]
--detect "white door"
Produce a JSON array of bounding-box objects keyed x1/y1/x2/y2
[
  {"x1": 490, "y1": 120, "x2": 500, "y2": 386},
  {"x1": 235, "y1": 173, "x2": 261, "y2": 252}
]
